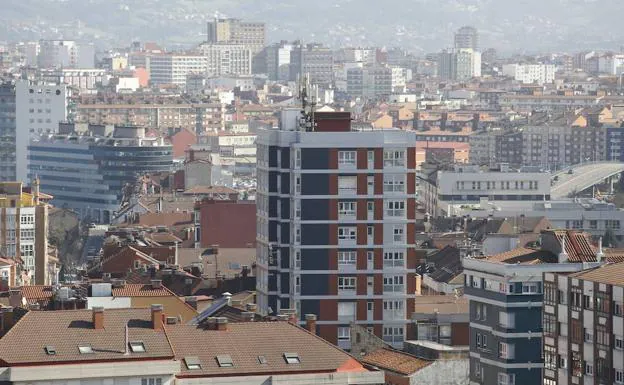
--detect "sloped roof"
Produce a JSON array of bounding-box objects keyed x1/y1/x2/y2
[
  {"x1": 480, "y1": 247, "x2": 556, "y2": 265},
  {"x1": 0, "y1": 308, "x2": 174, "y2": 365},
  {"x1": 360, "y1": 348, "x2": 432, "y2": 376},
  {"x1": 166, "y1": 321, "x2": 366, "y2": 377},
  {"x1": 569, "y1": 262, "x2": 624, "y2": 286}
]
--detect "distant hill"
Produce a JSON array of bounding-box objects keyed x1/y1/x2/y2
[{"x1": 1, "y1": 0, "x2": 623, "y2": 53}]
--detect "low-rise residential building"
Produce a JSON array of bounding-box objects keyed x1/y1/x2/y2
[
  {"x1": 0, "y1": 180, "x2": 56, "y2": 285},
  {"x1": 502, "y1": 63, "x2": 556, "y2": 85},
  {"x1": 0, "y1": 306, "x2": 384, "y2": 385},
  {"x1": 420, "y1": 164, "x2": 551, "y2": 217},
  {"x1": 464, "y1": 229, "x2": 615, "y2": 385}
]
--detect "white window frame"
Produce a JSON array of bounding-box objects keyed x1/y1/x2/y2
[
  {"x1": 383, "y1": 150, "x2": 406, "y2": 167},
  {"x1": 383, "y1": 174, "x2": 405, "y2": 192},
  {"x1": 522, "y1": 282, "x2": 539, "y2": 294},
  {"x1": 338, "y1": 227, "x2": 357, "y2": 240},
  {"x1": 497, "y1": 373, "x2": 515, "y2": 385},
  {"x1": 385, "y1": 200, "x2": 405, "y2": 217},
  {"x1": 338, "y1": 251, "x2": 357, "y2": 265},
  {"x1": 383, "y1": 251, "x2": 405, "y2": 267},
  {"x1": 498, "y1": 342, "x2": 514, "y2": 359},
  {"x1": 338, "y1": 326, "x2": 351, "y2": 341},
  {"x1": 338, "y1": 151, "x2": 356, "y2": 166},
  {"x1": 499, "y1": 311, "x2": 515, "y2": 328},
  {"x1": 392, "y1": 225, "x2": 405, "y2": 243},
  {"x1": 338, "y1": 201, "x2": 356, "y2": 217},
  {"x1": 338, "y1": 276, "x2": 356, "y2": 290},
  {"x1": 616, "y1": 370, "x2": 624, "y2": 384},
  {"x1": 616, "y1": 336, "x2": 624, "y2": 350}
]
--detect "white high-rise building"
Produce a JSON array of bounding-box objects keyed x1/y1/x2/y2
[
  {"x1": 15, "y1": 80, "x2": 69, "y2": 183},
  {"x1": 454, "y1": 26, "x2": 479, "y2": 50},
  {"x1": 147, "y1": 54, "x2": 208, "y2": 86},
  {"x1": 197, "y1": 44, "x2": 253, "y2": 77},
  {"x1": 438, "y1": 48, "x2": 481, "y2": 81},
  {"x1": 502, "y1": 63, "x2": 556, "y2": 84},
  {"x1": 37, "y1": 40, "x2": 94, "y2": 69}
]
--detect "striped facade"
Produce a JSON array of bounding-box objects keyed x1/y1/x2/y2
[{"x1": 256, "y1": 122, "x2": 418, "y2": 350}]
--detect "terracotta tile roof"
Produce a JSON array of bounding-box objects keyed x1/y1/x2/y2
[
  {"x1": 17, "y1": 285, "x2": 55, "y2": 300},
  {"x1": 0, "y1": 257, "x2": 14, "y2": 266},
  {"x1": 0, "y1": 308, "x2": 174, "y2": 365},
  {"x1": 165, "y1": 322, "x2": 364, "y2": 377},
  {"x1": 110, "y1": 283, "x2": 175, "y2": 297},
  {"x1": 481, "y1": 247, "x2": 556, "y2": 264},
  {"x1": 360, "y1": 348, "x2": 432, "y2": 376},
  {"x1": 552, "y1": 230, "x2": 597, "y2": 263},
  {"x1": 604, "y1": 249, "x2": 624, "y2": 263},
  {"x1": 134, "y1": 212, "x2": 193, "y2": 228},
  {"x1": 569, "y1": 262, "x2": 624, "y2": 286}
]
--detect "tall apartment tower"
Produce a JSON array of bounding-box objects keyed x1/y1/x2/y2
[
  {"x1": 454, "y1": 26, "x2": 479, "y2": 50},
  {"x1": 15, "y1": 80, "x2": 69, "y2": 183},
  {"x1": 464, "y1": 230, "x2": 606, "y2": 385},
  {"x1": 0, "y1": 83, "x2": 16, "y2": 181},
  {"x1": 543, "y1": 261, "x2": 624, "y2": 385},
  {"x1": 256, "y1": 87, "x2": 419, "y2": 350},
  {"x1": 206, "y1": 18, "x2": 266, "y2": 54}
]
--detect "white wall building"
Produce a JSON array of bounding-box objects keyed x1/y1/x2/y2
[
  {"x1": 197, "y1": 44, "x2": 253, "y2": 78},
  {"x1": 15, "y1": 80, "x2": 69, "y2": 183},
  {"x1": 502, "y1": 63, "x2": 556, "y2": 84},
  {"x1": 147, "y1": 55, "x2": 208, "y2": 87}
]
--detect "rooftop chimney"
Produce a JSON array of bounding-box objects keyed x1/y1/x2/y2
[
  {"x1": 305, "y1": 314, "x2": 317, "y2": 334},
  {"x1": 245, "y1": 303, "x2": 257, "y2": 312},
  {"x1": 596, "y1": 237, "x2": 605, "y2": 262},
  {"x1": 277, "y1": 314, "x2": 289, "y2": 322},
  {"x1": 558, "y1": 234, "x2": 569, "y2": 264},
  {"x1": 151, "y1": 279, "x2": 162, "y2": 289},
  {"x1": 215, "y1": 317, "x2": 228, "y2": 331},
  {"x1": 151, "y1": 304, "x2": 163, "y2": 330},
  {"x1": 206, "y1": 317, "x2": 217, "y2": 330},
  {"x1": 92, "y1": 306, "x2": 104, "y2": 330},
  {"x1": 1, "y1": 307, "x2": 14, "y2": 333}
]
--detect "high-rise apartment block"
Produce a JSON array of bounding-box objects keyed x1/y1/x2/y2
[
  {"x1": 37, "y1": 40, "x2": 95, "y2": 69},
  {"x1": 292, "y1": 44, "x2": 335, "y2": 86},
  {"x1": 206, "y1": 18, "x2": 266, "y2": 54},
  {"x1": 15, "y1": 80, "x2": 69, "y2": 183},
  {"x1": 438, "y1": 49, "x2": 481, "y2": 81},
  {"x1": 464, "y1": 230, "x2": 606, "y2": 385},
  {"x1": 256, "y1": 108, "x2": 419, "y2": 350},
  {"x1": 0, "y1": 83, "x2": 16, "y2": 181},
  {"x1": 347, "y1": 66, "x2": 393, "y2": 100},
  {"x1": 543, "y1": 262, "x2": 624, "y2": 385},
  {"x1": 197, "y1": 44, "x2": 253, "y2": 77},
  {"x1": 454, "y1": 26, "x2": 479, "y2": 50}
]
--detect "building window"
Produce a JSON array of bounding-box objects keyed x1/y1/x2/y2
[
  {"x1": 497, "y1": 373, "x2": 515, "y2": 385},
  {"x1": 596, "y1": 292, "x2": 610, "y2": 313},
  {"x1": 338, "y1": 327, "x2": 351, "y2": 341},
  {"x1": 544, "y1": 282, "x2": 557, "y2": 303},
  {"x1": 383, "y1": 275, "x2": 404, "y2": 292},
  {"x1": 583, "y1": 294, "x2": 593, "y2": 309},
  {"x1": 338, "y1": 276, "x2": 356, "y2": 290},
  {"x1": 616, "y1": 336, "x2": 624, "y2": 350},
  {"x1": 498, "y1": 342, "x2": 514, "y2": 359},
  {"x1": 616, "y1": 370, "x2": 624, "y2": 384},
  {"x1": 559, "y1": 355, "x2": 567, "y2": 369},
  {"x1": 392, "y1": 225, "x2": 405, "y2": 243},
  {"x1": 338, "y1": 151, "x2": 356, "y2": 166},
  {"x1": 20, "y1": 214, "x2": 34, "y2": 225},
  {"x1": 606, "y1": 220, "x2": 621, "y2": 229},
  {"x1": 141, "y1": 379, "x2": 162, "y2": 385},
  {"x1": 544, "y1": 345, "x2": 557, "y2": 370},
  {"x1": 383, "y1": 150, "x2": 405, "y2": 167},
  {"x1": 338, "y1": 201, "x2": 356, "y2": 216},
  {"x1": 383, "y1": 251, "x2": 404, "y2": 267},
  {"x1": 385, "y1": 200, "x2": 405, "y2": 217},
  {"x1": 338, "y1": 251, "x2": 357, "y2": 266},
  {"x1": 585, "y1": 362, "x2": 593, "y2": 376},
  {"x1": 474, "y1": 360, "x2": 481, "y2": 377},
  {"x1": 571, "y1": 320, "x2": 583, "y2": 343},
  {"x1": 383, "y1": 175, "x2": 405, "y2": 192},
  {"x1": 499, "y1": 311, "x2": 514, "y2": 328},
  {"x1": 20, "y1": 229, "x2": 35, "y2": 240},
  {"x1": 584, "y1": 328, "x2": 593, "y2": 342},
  {"x1": 20, "y1": 244, "x2": 34, "y2": 257},
  {"x1": 614, "y1": 301, "x2": 623, "y2": 316},
  {"x1": 338, "y1": 227, "x2": 357, "y2": 241},
  {"x1": 522, "y1": 282, "x2": 539, "y2": 294}
]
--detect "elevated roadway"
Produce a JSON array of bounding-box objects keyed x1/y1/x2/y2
[{"x1": 551, "y1": 162, "x2": 624, "y2": 198}]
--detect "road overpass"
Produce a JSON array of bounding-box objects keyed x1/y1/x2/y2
[{"x1": 551, "y1": 162, "x2": 624, "y2": 199}]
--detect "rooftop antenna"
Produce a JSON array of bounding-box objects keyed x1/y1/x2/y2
[{"x1": 298, "y1": 73, "x2": 317, "y2": 132}]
